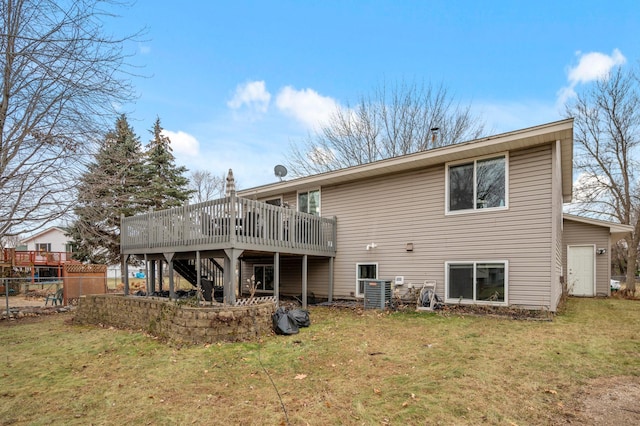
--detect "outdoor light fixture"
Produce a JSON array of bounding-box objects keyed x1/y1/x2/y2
[{"x1": 597, "y1": 248, "x2": 607, "y2": 255}]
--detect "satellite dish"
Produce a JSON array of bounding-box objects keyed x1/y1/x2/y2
[{"x1": 274, "y1": 165, "x2": 288, "y2": 181}]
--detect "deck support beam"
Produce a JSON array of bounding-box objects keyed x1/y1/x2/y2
[
  {"x1": 328, "y1": 257, "x2": 334, "y2": 302},
  {"x1": 274, "y1": 252, "x2": 280, "y2": 306},
  {"x1": 164, "y1": 252, "x2": 175, "y2": 299},
  {"x1": 122, "y1": 255, "x2": 130, "y2": 295},
  {"x1": 144, "y1": 255, "x2": 150, "y2": 294},
  {"x1": 158, "y1": 260, "x2": 163, "y2": 291},
  {"x1": 149, "y1": 259, "x2": 156, "y2": 294},
  {"x1": 302, "y1": 255, "x2": 308, "y2": 309},
  {"x1": 196, "y1": 251, "x2": 201, "y2": 306},
  {"x1": 223, "y1": 248, "x2": 243, "y2": 305}
]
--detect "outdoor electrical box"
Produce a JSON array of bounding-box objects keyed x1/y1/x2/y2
[{"x1": 363, "y1": 279, "x2": 392, "y2": 310}]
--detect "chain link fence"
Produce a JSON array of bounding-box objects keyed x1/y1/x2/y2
[{"x1": 1, "y1": 275, "x2": 111, "y2": 317}]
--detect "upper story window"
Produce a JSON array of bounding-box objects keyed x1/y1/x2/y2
[
  {"x1": 36, "y1": 243, "x2": 51, "y2": 252},
  {"x1": 298, "y1": 189, "x2": 320, "y2": 216},
  {"x1": 447, "y1": 154, "x2": 507, "y2": 213}
]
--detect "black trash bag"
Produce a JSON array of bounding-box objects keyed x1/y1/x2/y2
[
  {"x1": 272, "y1": 307, "x2": 299, "y2": 335},
  {"x1": 287, "y1": 309, "x2": 311, "y2": 328}
]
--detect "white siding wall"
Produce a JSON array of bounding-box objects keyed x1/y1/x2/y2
[{"x1": 22, "y1": 228, "x2": 70, "y2": 252}]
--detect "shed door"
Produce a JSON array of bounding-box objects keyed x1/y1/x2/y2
[{"x1": 567, "y1": 245, "x2": 595, "y2": 296}]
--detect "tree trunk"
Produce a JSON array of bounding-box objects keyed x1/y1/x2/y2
[{"x1": 625, "y1": 236, "x2": 637, "y2": 295}]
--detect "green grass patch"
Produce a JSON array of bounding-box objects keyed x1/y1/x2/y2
[{"x1": 1, "y1": 298, "x2": 639, "y2": 424}]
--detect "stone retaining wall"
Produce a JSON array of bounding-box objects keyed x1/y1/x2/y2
[{"x1": 74, "y1": 294, "x2": 276, "y2": 344}]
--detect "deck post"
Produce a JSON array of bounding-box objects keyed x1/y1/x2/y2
[
  {"x1": 158, "y1": 260, "x2": 163, "y2": 292},
  {"x1": 223, "y1": 248, "x2": 243, "y2": 305},
  {"x1": 229, "y1": 192, "x2": 236, "y2": 245},
  {"x1": 122, "y1": 255, "x2": 130, "y2": 296},
  {"x1": 149, "y1": 260, "x2": 156, "y2": 294},
  {"x1": 144, "y1": 254, "x2": 149, "y2": 294},
  {"x1": 274, "y1": 252, "x2": 280, "y2": 306},
  {"x1": 164, "y1": 252, "x2": 175, "y2": 299},
  {"x1": 328, "y1": 257, "x2": 334, "y2": 302},
  {"x1": 302, "y1": 254, "x2": 308, "y2": 309},
  {"x1": 196, "y1": 251, "x2": 201, "y2": 306}
]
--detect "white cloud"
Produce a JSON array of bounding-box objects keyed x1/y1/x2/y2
[
  {"x1": 227, "y1": 80, "x2": 271, "y2": 114},
  {"x1": 162, "y1": 130, "x2": 200, "y2": 157},
  {"x1": 557, "y1": 49, "x2": 627, "y2": 105},
  {"x1": 568, "y1": 49, "x2": 626, "y2": 85},
  {"x1": 275, "y1": 86, "x2": 340, "y2": 129}
]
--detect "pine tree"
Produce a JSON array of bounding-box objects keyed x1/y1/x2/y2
[
  {"x1": 144, "y1": 117, "x2": 192, "y2": 210},
  {"x1": 68, "y1": 115, "x2": 146, "y2": 265}
]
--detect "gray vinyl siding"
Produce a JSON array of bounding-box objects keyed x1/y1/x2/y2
[
  {"x1": 551, "y1": 141, "x2": 564, "y2": 311},
  {"x1": 250, "y1": 144, "x2": 557, "y2": 310},
  {"x1": 241, "y1": 256, "x2": 330, "y2": 298},
  {"x1": 562, "y1": 220, "x2": 611, "y2": 296},
  {"x1": 317, "y1": 144, "x2": 555, "y2": 309}
]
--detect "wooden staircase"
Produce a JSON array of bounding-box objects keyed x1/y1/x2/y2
[{"x1": 173, "y1": 258, "x2": 224, "y2": 301}]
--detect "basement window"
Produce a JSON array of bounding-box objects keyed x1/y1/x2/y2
[{"x1": 446, "y1": 261, "x2": 507, "y2": 305}]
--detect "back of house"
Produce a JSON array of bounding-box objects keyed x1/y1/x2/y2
[{"x1": 239, "y1": 119, "x2": 575, "y2": 311}]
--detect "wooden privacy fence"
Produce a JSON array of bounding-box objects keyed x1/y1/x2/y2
[{"x1": 63, "y1": 264, "x2": 108, "y2": 304}]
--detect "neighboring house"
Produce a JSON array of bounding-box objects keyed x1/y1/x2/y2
[
  {"x1": 19, "y1": 226, "x2": 73, "y2": 253},
  {"x1": 18, "y1": 227, "x2": 125, "y2": 279},
  {"x1": 14, "y1": 226, "x2": 75, "y2": 279},
  {"x1": 120, "y1": 118, "x2": 632, "y2": 312}
]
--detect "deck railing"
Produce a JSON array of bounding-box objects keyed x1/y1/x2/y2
[
  {"x1": 1, "y1": 249, "x2": 74, "y2": 266},
  {"x1": 121, "y1": 194, "x2": 337, "y2": 255}
]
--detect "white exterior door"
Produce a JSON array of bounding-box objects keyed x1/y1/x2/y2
[{"x1": 567, "y1": 245, "x2": 595, "y2": 296}]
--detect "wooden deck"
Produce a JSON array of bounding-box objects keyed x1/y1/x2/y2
[
  {"x1": 1, "y1": 249, "x2": 75, "y2": 267},
  {"x1": 121, "y1": 194, "x2": 337, "y2": 257}
]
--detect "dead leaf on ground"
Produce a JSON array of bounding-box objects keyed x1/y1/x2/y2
[{"x1": 294, "y1": 374, "x2": 307, "y2": 380}]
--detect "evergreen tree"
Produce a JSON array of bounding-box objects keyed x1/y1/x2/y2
[
  {"x1": 144, "y1": 117, "x2": 192, "y2": 210},
  {"x1": 68, "y1": 115, "x2": 146, "y2": 265}
]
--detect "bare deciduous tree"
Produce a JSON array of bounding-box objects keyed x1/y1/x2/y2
[
  {"x1": 286, "y1": 80, "x2": 486, "y2": 176},
  {"x1": 0, "y1": 0, "x2": 139, "y2": 241},
  {"x1": 189, "y1": 170, "x2": 225, "y2": 204},
  {"x1": 566, "y1": 66, "x2": 640, "y2": 293}
]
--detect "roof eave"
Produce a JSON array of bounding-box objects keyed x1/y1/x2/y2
[
  {"x1": 563, "y1": 213, "x2": 634, "y2": 240},
  {"x1": 238, "y1": 118, "x2": 574, "y2": 199}
]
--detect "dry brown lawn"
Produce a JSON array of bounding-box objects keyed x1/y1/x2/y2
[{"x1": 1, "y1": 297, "x2": 639, "y2": 425}]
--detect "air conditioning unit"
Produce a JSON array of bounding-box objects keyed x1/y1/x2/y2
[{"x1": 364, "y1": 279, "x2": 392, "y2": 310}]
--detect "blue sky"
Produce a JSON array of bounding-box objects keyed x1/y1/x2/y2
[{"x1": 114, "y1": 0, "x2": 640, "y2": 189}]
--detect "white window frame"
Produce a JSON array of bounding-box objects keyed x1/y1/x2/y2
[
  {"x1": 445, "y1": 260, "x2": 508, "y2": 306},
  {"x1": 445, "y1": 152, "x2": 509, "y2": 215},
  {"x1": 35, "y1": 243, "x2": 51, "y2": 252},
  {"x1": 297, "y1": 188, "x2": 321, "y2": 216},
  {"x1": 252, "y1": 264, "x2": 275, "y2": 294},
  {"x1": 356, "y1": 262, "x2": 378, "y2": 298}
]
